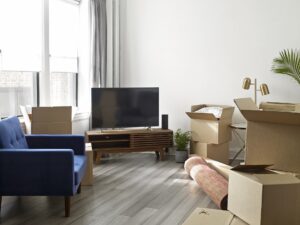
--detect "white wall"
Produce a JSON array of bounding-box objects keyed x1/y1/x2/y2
[{"x1": 120, "y1": 0, "x2": 300, "y2": 132}]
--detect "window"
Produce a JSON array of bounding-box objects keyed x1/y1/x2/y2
[
  {"x1": 0, "y1": 71, "x2": 39, "y2": 118},
  {"x1": 0, "y1": 0, "x2": 42, "y2": 117},
  {"x1": 0, "y1": 0, "x2": 79, "y2": 117},
  {"x1": 49, "y1": 0, "x2": 79, "y2": 106},
  {"x1": 0, "y1": 0, "x2": 42, "y2": 71}
]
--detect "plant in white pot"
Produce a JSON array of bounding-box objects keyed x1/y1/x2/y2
[{"x1": 174, "y1": 129, "x2": 191, "y2": 163}]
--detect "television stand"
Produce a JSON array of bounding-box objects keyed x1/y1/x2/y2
[{"x1": 86, "y1": 128, "x2": 173, "y2": 163}]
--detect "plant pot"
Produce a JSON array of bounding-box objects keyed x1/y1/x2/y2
[{"x1": 175, "y1": 150, "x2": 188, "y2": 163}]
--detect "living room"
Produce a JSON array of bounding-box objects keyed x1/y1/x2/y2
[{"x1": 0, "y1": 0, "x2": 300, "y2": 225}]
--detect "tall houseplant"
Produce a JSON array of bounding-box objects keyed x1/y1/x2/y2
[
  {"x1": 174, "y1": 129, "x2": 191, "y2": 163},
  {"x1": 272, "y1": 49, "x2": 300, "y2": 85}
]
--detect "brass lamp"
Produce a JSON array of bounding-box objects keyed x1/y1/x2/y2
[{"x1": 242, "y1": 77, "x2": 270, "y2": 104}]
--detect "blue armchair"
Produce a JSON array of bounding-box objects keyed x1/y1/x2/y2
[{"x1": 0, "y1": 116, "x2": 87, "y2": 217}]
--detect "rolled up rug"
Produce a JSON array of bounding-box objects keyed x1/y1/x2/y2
[{"x1": 184, "y1": 156, "x2": 228, "y2": 209}]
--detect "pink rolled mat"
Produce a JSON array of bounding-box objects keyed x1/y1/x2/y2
[{"x1": 184, "y1": 156, "x2": 228, "y2": 209}]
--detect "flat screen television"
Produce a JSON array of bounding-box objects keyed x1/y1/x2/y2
[{"x1": 92, "y1": 87, "x2": 159, "y2": 129}]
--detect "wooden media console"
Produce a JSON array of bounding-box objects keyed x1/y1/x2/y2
[{"x1": 86, "y1": 128, "x2": 173, "y2": 163}]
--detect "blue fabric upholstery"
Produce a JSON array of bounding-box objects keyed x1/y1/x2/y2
[
  {"x1": 0, "y1": 117, "x2": 87, "y2": 199},
  {"x1": 0, "y1": 116, "x2": 28, "y2": 149},
  {"x1": 74, "y1": 155, "x2": 87, "y2": 185},
  {"x1": 0, "y1": 149, "x2": 74, "y2": 196}
]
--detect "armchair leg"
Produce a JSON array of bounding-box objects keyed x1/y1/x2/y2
[
  {"x1": 64, "y1": 196, "x2": 71, "y2": 217},
  {"x1": 77, "y1": 183, "x2": 81, "y2": 194}
]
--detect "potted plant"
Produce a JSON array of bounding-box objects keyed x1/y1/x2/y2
[{"x1": 174, "y1": 129, "x2": 191, "y2": 163}]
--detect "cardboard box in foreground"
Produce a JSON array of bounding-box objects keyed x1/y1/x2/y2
[
  {"x1": 186, "y1": 104, "x2": 234, "y2": 144},
  {"x1": 182, "y1": 208, "x2": 248, "y2": 225},
  {"x1": 235, "y1": 98, "x2": 300, "y2": 173},
  {"x1": 228, "y1": 170, "x2": 300, "y2": 225}
]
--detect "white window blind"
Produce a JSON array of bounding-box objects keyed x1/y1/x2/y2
[
  {"x1": 49, "y1": 0, "x2": 79, "y2": 106},
  {"x1": 0, "y1": 0, "x2": 42, "y2": 71},
  {"x1": 49, "y1": 0, "x2": 79, "y2": 73}
]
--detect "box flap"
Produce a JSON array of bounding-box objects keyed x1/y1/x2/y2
[
  {"x1": 20, "y1": 105, "x2": 31, "y2": 134},
  {"x1": 220, "y1": 107, "x2": 235, "y2": 120},
  {"x1": 232, "y1": 164, "x2": 272, "y2": 173},
  {"x1": 186, "y1": 112, "x2": 218, "y2": 121},
  {"x1": 191, "y1": 104, "x2": 207, "y2": 112},
  {"x1": 182, "y1": 208, "x2": 234, "y2": 225},
  {"x1": 240, "y1": 110, "x2": 300, "y2": 126},
  {"x1": 187, "y1": 104, "x2": 234, "y2": 121},
  {"x1": 234, "y1": 98, "x2": 259, "y2": 111},
  {"x1": 230, "y1": 217, "x2": 249, "y2": 225}
]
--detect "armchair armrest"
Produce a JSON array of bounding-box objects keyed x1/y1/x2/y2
[
  {"x1": 0, "y1": 149, "x2": 75, "y2": 196},
  {"x1": 26, "y1": 135, "x2": 85, "y2": 155}
]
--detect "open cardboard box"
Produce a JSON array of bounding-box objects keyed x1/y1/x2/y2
[
  {"x1": 191, "y1": 141, "x2": 229, "y2": 164},
  {"x1": 228, "y1": 165, "x2": 300, "y2": 225},
  {"x1": 182, "y1": 208, "x2": 248, "y2": 225},
  {"x1": 186, "y1": 104, "x2": 234, "y2": 144},
  {"x1": 30, "y1": 106, "x2": 77, "y2": 134},
  {"x1": 235, "y1": 98, "x2": 300, "y2": 173}
]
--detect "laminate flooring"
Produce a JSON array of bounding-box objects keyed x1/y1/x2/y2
[{"x1": 0, "y1": 153, "x2": 217, "y2": 225}]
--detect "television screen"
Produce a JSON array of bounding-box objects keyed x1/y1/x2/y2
[{"x1": 92, "y1": 87, "x2": 159, "y2": 129}]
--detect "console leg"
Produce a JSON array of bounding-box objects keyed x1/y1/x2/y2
[
  {"x1": 95, "y1": 152, "x2": 102, "y2": 164},
  {"x1": 65, "y1": 196, "x2": 71, "y2": 217},
  {"x1": 155, "y1": 151, "x2": 159, "y2": 159},
  {"x1": 159, "y1": 149, "x2": 165, "y2": 161}
]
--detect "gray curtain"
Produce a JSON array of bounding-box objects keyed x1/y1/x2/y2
[{"x1": 90, "y1": 0, "x2": 107, "y2": 87}]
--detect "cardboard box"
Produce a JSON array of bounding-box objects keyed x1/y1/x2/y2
[
  {"x1": 259, "y1": 102, "x2": 300, "y2": 112},
  {"x1": 31, "y1": 106, "x2": 76, "y2": 134},
  {"x1": 235, "y1": 98, "x2": 300, "y2": 173},
  {"x1": 182, "y1": 208, "x2": 248, "y2": 225},
  {"x1": 192, "y1": 142, "x2": 229, "y2": 164},
  {"x1": 228, "y1": 169, "x2": 300, "y2": 225},
  {"x1": 186, "y1": 104, "x2": 234, "y2": 144}
]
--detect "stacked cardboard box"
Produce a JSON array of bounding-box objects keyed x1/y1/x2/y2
[{"x1": 186, "y1": 104, "x2": 234, "y2": 164}]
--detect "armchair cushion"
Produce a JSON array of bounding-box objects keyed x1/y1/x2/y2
[
  {"x1": 0, "y1": 116, "x2": 28, "y2": 149},
  {"x1": 74, "y1": 155, "x2": 87, "y2": 185}
]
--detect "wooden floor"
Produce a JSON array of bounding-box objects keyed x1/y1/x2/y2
[{"x1": 0, "y1": 153, "x2": 216, "y2": 225}]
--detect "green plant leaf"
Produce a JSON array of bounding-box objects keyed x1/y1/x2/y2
[
  {"x1": 174, "y1": 129, "x2": 191, "y2": 151},
  {"x1": 272, "y1": 49, "x2": 300, "y2": 85}
]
